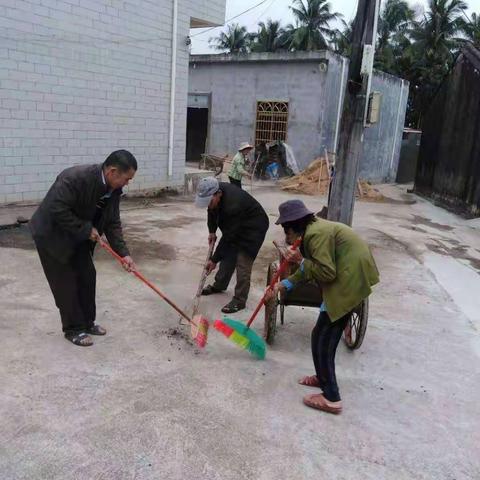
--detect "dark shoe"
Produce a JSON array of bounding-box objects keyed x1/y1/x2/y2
[
  {"x1": 221, "y1": 300, "x2": 246, "y2": 314},
  {"x1": 86, "y1": 324, "x2": 106, "y2": 336},
  {"x1": 64, "y1": 332, "x2": 93, "y2": 347},
  {"x1": 202, "y1": 285, "x2": 223, "y2": 296}
]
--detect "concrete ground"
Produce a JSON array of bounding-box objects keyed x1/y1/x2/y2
[{"x1": 0, "y1": 183, "x2": 479, "y2": 480}]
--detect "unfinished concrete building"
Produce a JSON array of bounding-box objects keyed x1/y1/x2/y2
[{"x1": 188, "y1": 51, "x2": 409, "y2": 183}]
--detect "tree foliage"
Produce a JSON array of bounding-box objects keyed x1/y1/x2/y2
[{"x1": 207, "y1": 0, "x2": 477, "y2": 126}]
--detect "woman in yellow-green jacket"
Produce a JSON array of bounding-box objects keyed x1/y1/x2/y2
[{"x1": 272, "y1": 199, "x2": 379, "y2": 414}]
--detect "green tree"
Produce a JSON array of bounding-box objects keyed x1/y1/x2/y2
[
  {"x1": 410, "y1": 0, "x2": 466, "y2": 62},
  {"x1": 209, "y1": 23, "x2": 250, "y2": 54},
  {"x1": 406, "y1": 0, "x2": 468, "y2": 126},
  {"x1": 375, "y1": 0, "x2": 415, "y2": 72},
  {"x1": 287, "y1": 0, "x2": 342, "y2": 51},
  {"x1": 377, "y1": 0, "x2": 414, "y2": 50},
  {"x1": 460, "y1": 12, "x2": 480, "y2": 47},
  {"x1": 249, "y1": 19, "x2": 286, "y2": 52},
  {"x1": 329, "y1": 19, "x2": 353, "y2": 56}
]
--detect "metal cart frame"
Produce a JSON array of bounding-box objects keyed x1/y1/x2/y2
[{"x1": 264, "y1": 258, "x2": 369, "y2": 349}]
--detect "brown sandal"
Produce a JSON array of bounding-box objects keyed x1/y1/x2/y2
[
  {"x1": 303, "y1": 394, "x2": 342, "y2": 414},
  {"x1": 298, "y1": 375, "x2": 321, "y2": 388}
]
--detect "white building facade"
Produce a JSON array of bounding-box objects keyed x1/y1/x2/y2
[{"x1": 0, "y1": 0, "x2": 225, "y2": 203}]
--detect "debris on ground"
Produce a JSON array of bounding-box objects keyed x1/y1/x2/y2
[
  {"x1": 162, "y1": 327, "x2": 194, "y2": 346},
  {"x1": 279, "y1": 157, "x2": 331, "y2": 195},
  {"x1": 357, "y1": 180, "x2": 385, "y2": 202},
  {"x1": 279, "y1": 157, "x2": 384, "y2": 202}
]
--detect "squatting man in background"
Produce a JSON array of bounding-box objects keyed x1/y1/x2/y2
[
  {"x1": 266, "y1": 199, "x2": 379, "y2": 414},
  {"x1": 195, "y1": 176, "x2": 269, "y2": 313},
  {"x1": 30, "y1": 150, "x2": 138, "y2": 347}
]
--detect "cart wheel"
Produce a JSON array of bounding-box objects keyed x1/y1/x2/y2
[
  {"x1": 264, "y1": 263, "x2": 279, "y2": 345},
  {"x1": 343, "y1": 298, "x2": 369, "y2": 350},
  {"x1": 280, "y1": 304, "x2": 285, "y2": 325}
]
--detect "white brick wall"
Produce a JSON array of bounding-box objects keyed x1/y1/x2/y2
[{"x1": 0, "y1": 0, "x2": 225, "y2": 204}]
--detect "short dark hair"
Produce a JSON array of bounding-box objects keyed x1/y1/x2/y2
[
  {"x1": 282, "y1": 214, "x2": 316, "y2": 234},
  {"x1": 103, "y1": 150, "x2": 138, "y2": 172}
]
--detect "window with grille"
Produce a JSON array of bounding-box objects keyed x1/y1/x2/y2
[{"x1": 254, "y1": 101, "x2": 289, "y2": 145}]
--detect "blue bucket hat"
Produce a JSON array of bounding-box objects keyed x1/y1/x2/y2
[{"x1": 275, "y1": 199, "x2": 314, "y2": 225}]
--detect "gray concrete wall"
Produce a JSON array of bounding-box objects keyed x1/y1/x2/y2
[
  {"x1": 359, "y1": 71, "x2": 410, "y2": 183},
  {"x1": 0, "y1": 0, "x2": 226, "y2": 204},
  {"x1": 189, "y1": 51, "x2": 333, "y2": 170},
  {"x1": 188, "y1": 52, "x2": 408, "y2": 183}
]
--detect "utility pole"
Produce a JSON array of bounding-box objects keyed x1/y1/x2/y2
[{"x1": 328, "y1": 0, "x2": 381, "y2": 225}]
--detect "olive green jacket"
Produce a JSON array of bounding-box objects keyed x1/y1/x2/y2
[{"x1": 287, "y1": 219, "x2": 379, "y2": 322}]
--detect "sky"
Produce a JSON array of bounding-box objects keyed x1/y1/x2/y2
[{"x1": 190, "y1": 0, "x2": 477, "y2": 54}]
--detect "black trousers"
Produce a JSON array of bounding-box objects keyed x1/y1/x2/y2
[
  {"x1": 228, "y1": 177, "x2": 242, "y2": 188},
  {"x1": 35, "y1": 241, "x2": 96, "y2": 334},
  {"x1": 311, "y1": 311, "x2": 349, "y2": 402}
]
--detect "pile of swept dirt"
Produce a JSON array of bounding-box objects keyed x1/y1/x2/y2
[
  {"x1": 279, "y1": 158, "x2": 330, "y2": 195},
  {"x1": 279, "y1": 158, "x2": 384, "y2": 201},
  {"x1": 357, "y1": 180, "x2": 385, "y2": 202}
]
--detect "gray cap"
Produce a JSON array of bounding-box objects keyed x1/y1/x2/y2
[
  {"x1": 275, "y1": 199, "x2": 314, "y2": 224},
  {"x1": 195, "y1": 176, "x2": 220, "y2": 208}
]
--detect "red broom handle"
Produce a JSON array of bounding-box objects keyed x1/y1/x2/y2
[
  {"x1": 98, "y1": 239, "x2": 194, "y2": 325},
  {"x1": 246, "y1": 237, "x2": 302, "y2": 328}
]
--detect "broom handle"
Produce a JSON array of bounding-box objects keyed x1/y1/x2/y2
[
  {"x1": 99, "y1": 239, "x2": 194, "y2": 325},
  {"x1": 196, "y1": 242, "x2": 215, "y2": 298},
  {"x1": 246, "y1": 237, "x2": 302, "y2": 328},
  {"x1": 191, "y1": 241, "x2": 215, "y2": 318}
]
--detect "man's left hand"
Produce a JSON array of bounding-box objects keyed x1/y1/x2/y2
[
  {"x1": 122, "y1": 256, "x2": 137, "y2": 272},
  {"x1": 284, "y1": 246, "x2": 303, "y2": 265}
]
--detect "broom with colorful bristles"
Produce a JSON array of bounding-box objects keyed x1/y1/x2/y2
[
  {"x1": 99, "y1": 239, "x2": 209, "y2": 348},
  {"x1": 213, "y1": 238, "x2": 302, "y2": 359}
]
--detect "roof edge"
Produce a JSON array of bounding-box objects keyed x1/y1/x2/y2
[{"x1": 189, "y1": 51, "x2": 330, "y2": 65}]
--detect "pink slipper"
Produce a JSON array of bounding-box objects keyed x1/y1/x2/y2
[
  {"x1": 298, "y1": 375, "x2": 321, "y2": 388},
  {"x1": 303, "y1": 394, "x2": 342, "y2": 414}
]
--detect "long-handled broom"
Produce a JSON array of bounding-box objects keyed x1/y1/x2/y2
[
  {"x1": 179, "y1": 241, "x2": 215, "y2": 327},
  {"x1": 99, "y1": 239, "x2": 209, "y2": 348},
  {"x1": 213, "y1": 238, "x2": 302, "y2": 359}
]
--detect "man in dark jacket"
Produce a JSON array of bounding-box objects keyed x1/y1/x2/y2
[
  {"x1": 30, "y1": 150, "x2": 137, "y2": 346},
  {"x1": 195, "y1": 177, "x2": 269, "y2": 313}
]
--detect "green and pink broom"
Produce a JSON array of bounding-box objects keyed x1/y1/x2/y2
[{"x1": 213, "y1": 238, "x2": 302, "y2": 359}]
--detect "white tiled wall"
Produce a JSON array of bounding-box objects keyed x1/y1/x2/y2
[{"x1": 0, "y1": 0, "x2": 225, "y2": 203}]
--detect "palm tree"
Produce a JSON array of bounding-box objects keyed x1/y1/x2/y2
[
  {"x1": 288, "y1": 0, "x2": 342, "y2": 51},
  {"x1": 375, "y1": 0, "x2": 415, "y2": 73},
  {"x1": 209, "y1": 23, "x2": 250, "y2": 54},
  {"x1": 460, "y1": 12, "x2": 480, "y2": 47},
  {"x1": 406, "y1": 0, "x2": 468, "y2": 126},
  {"x1": 410, "y1": 0, "x2": 467, "y2": 61},
  {"x1": 377, "y1": 0, "x2": 415, "y2": 50},
  {"x1": 250, "y1": 19, "x2": 286, "y2": 52},
  {"x1": 329, "y1": 19, "x2": 353, "y2": 56}
]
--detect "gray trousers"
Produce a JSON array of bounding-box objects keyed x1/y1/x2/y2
[{"x1": 213, "y1": 250, "x2": 254, "y2": 305}]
